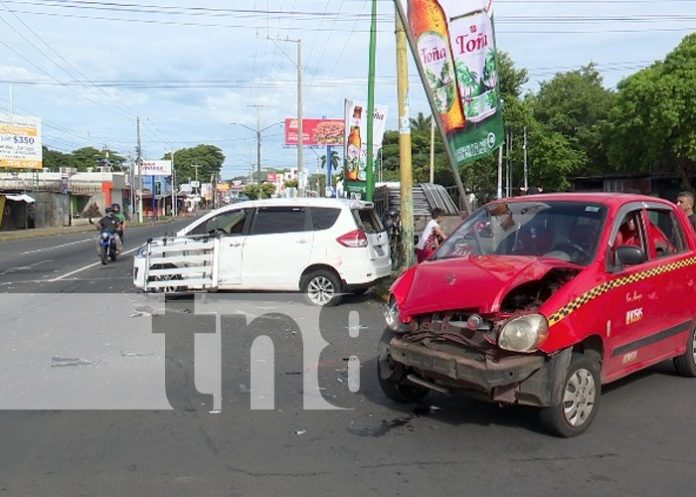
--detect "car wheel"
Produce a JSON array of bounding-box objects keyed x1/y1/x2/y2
[
  {"x1": 302, "y1": 270, "x2": 343, "y2": 307},
  {"x1": 377, "y1": 329, "x2": 429, "y2": 403},
  {"x1": 539, "y1": 353, "x2": 600, "y2": 437},
  {"x1": 673, "y1": 325, "x2": 696, "y2": 377}
]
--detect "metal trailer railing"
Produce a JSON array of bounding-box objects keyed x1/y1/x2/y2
[{"x1": 143, "y1": 235, "x2": 220, "y2": 292}]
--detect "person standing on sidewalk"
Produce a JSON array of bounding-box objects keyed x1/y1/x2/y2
[{"x1": 416, "y1": 208, "x2": 446, "y2": 263}]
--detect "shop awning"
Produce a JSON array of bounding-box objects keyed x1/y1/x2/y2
[{"x1": 4, "y1": 194, "x2": 35, "y2": 203}]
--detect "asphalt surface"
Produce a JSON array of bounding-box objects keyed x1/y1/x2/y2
[{"x1": 1, "y1": 223, "x2": 695, "y2": 496}]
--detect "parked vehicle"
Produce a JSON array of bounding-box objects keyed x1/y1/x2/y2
[
  {"x1": 133, "y1": 198, "x2": 391, "y2": 306},
  {"x1": 99, "y1": 231, "x2": 118, "y2": 265},
  {"x1": 380, "y1": 193, "x2": 696, "y2": 436}
]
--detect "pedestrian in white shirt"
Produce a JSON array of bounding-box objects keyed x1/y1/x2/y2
[{"x1": 416, "y1": 208, "x2": 446, "y2": 263}]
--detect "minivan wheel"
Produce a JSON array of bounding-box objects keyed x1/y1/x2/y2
[
  {"x1": 539, "y1": 354, "x2": 600, "y2": 437},
  {"x1": 673, "y1": 325, "x2": 696, "y2": 377},
  {"x1": 302, "y1": 270, "x2": 343, "y2": 307}
]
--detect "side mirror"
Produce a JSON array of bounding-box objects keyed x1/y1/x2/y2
[{"x1": 615, "y1": 245, "x2": 646, "y2": 267}]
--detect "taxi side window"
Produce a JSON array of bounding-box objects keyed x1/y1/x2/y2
[
  {"x1": 613, "y1": 211, "x2": 647, "y2": 253},
  {"x1": 647, "y1": 209, "x2": 685, "y2": 257}
]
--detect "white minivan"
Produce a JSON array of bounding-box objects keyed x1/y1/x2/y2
[{"x1": 133, "y1": 198, "x2": 391, "y2": 305}]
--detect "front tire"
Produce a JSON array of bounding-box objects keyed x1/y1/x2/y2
[
  {"x1": 674, "y1": 325, "x2": 696, "y2": 377},
  {"x1": 377, "y1": 329, "x2": 429, "y2": 403},
  {"x1": 301, "y1": 270, "x2": 343, "y2": 307},
  {"x1": 100, "y1": 246, "x2": 108, "y2": 265},
  {"x1": 539, "y1": 354, "x2": 600, "y2": 437}
]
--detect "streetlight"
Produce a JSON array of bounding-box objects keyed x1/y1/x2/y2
[{"x1": 230, "y1": 121, "x2": 283, "y2": 184}]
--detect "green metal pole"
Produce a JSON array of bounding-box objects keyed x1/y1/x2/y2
[{"x1": 365, "y1": 0, "x2": 377, "y2": 202}]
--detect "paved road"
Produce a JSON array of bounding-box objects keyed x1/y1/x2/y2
[
  {"x1": 1, "y1": 225, "x2": 695, "y2": 496},
  {"x1": 0, "y1": 219, "x2": 192, "y2": 293}
]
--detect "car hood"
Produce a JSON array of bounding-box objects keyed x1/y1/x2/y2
[{"x1": 395, "y1": 255, "x2": 580, "y2": 319}]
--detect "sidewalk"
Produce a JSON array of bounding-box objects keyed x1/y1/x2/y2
[{"x1": 0, "y1": 217, "x2": 179, "y2": 242}]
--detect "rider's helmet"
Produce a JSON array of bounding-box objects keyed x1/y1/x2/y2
[
  {"x1": 111, "y1": 203, "x2": 121, "y2": 214},
  {"x1": 105, "y1": 207, "x2": 114, "y2": 217}
]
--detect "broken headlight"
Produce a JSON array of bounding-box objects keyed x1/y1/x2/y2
[{"x1": 498, "y1": 314, "x2": 549, "y2": 353}]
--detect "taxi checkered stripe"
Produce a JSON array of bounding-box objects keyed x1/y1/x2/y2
[{"x1": 548, "y1": 256, "x2": 696, "y2": 327}]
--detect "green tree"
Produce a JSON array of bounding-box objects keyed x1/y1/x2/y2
[
  {"x1": 164, "y1": 145, "x2": 225, "y2": 183},
  {"x1": 41, "y1": 146, "x2": 71, "y2": 171},
  {"x1": 243, "y1": 183, "x2": 260, "y2": 200},
  {"x1": 531, "y1": 64, "x2": 615, "y2": 175},
  {"x1": 409, "y1": 112, "x2": 432, "y2": 134},
  {"x1": 260, "y1": 183, "x2": 276, "y2": 198},
  {"x1": 69, "y1": 147, "x2": 105, "y2": 171},
  {"x1": 607, "y1": 33, "x2": 696, "y2": 185}
]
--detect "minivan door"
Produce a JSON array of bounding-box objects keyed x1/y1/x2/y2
[
  {"x1": 352, "y1": 208, "x2": 391, "y2": 278},
  {"x1": 241, "y1": 206, "x2": 313, "y2": 290},
  {"x1": 186, "y1": 208, "x2": 250, "y2": 288}
]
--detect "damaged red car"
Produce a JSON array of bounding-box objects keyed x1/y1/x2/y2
[{"x1": 379, "y1": 193, "x2": 696, "y2": 436}]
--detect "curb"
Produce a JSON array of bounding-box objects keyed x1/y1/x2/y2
[{"x1": 0, "y1": 218, "x2": 179, "y2": 242}]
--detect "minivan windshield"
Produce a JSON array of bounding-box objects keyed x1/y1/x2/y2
[{"x1": 435, "y1": 201, "x2": 607, "y2": 265}]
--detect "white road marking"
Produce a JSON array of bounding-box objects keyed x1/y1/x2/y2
[
  {"x1": 46, "y1": 246, "x2": 140, "y2": 282},
  {"x1": 0, "y1": 259, "x2": 54, "y2": 275},
  {"x1": 22, "y1": 238, "x2": 93, "y2": 255}
]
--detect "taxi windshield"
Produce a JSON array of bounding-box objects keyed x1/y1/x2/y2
[{"x1": 435, "y1": 201, "x2": 607, "y2": 265}]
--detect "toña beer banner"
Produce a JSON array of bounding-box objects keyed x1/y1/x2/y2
[
  {"x1": 394, "y1": 0, "x2": 504, "y2": 166},
  {"x1": 343, "y1": 99, "x2": 388, "y2": 199}
]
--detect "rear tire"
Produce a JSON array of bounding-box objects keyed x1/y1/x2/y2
[
  {"x1": 301, "y1": 270, "x2": 343, "y2": 307},
  {"x1": 539, "y1": 353, "x2": 600, "y2": 437},
  {"x1": 674, "y1": 325, "x2": 696, "y2": 377}
]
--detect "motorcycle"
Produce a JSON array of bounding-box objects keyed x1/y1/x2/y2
[{"x1": 99, "y1": 231, "x2": 119, "y2": 265}]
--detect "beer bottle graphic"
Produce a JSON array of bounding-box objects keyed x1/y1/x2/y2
[
  {"x1": 408, "y1": 0, "x2": 465, "y2": 133},
  {"x1": 346, "y1": 106, "x2": 362, "y2": 181}
]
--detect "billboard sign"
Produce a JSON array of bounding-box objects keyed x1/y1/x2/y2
[
  {"x1": 0, "y1": 113, "x2": 42, "y2": 170},
  {"x1": 394, "y1": 0, "x2": 504, "y2": 166},
  {"x1": 343, "y1": 99, "x2": 388, "y2": 199},
  {"x1": 284, "y1": 118, "x2": 345, "y2": 147},
  {"x1": 141, "y1": 160, "x2": 172, "y2": 176}
]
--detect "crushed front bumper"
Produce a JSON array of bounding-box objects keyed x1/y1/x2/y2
[{"x1": 387, "y1": 337, "x2": 566, "y2": 407}]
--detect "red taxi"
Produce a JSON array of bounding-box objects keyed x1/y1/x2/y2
[{"x1": 380, "y1": 193, "x2": 696, "y2": 436}]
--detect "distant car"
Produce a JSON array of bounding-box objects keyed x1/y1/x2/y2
[
  {"x1": 133, "y1": 197, "x2": 391, "y2": 306},
  {"x1": 380, "y1": 193, "x2": 696, "y2": 436}
]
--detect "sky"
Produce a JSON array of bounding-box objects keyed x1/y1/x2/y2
[{"x1": 0, "y1": 0, "x2": 693, "y2": 181}]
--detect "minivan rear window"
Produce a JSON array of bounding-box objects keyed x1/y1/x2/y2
[
  {"x1": 310, "y1": 207, "x2": 341, "y2": 231},
  {"x1": 352, "y1": 208, "x2": 384, "y2": 234}
]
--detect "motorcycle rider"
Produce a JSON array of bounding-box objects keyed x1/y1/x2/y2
[
  {"x1": 97, "y1": 207, "x2": 122, "y2": 253},
  {"x1": 111, "y1": 203, "x2": 126, "y2": 244}
]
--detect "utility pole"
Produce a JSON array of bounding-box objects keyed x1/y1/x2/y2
[
  {"x1": 365, "y1": 0, "x2": 377, "y2": 202},
  {"x1": 297, "y1": 38, "x2": 304, "y2": 196},
  {"x1": 497, "y1": 145, "x2": 503, "y2": 199},
  {"x1": 429, "y1": 116, "x2": 435, "y2": 184},
  {"x1": 248, "y1": 104, "x2": 264, "y2": 183},
  {"x1": 523, "y1": 126, "x2": 528, "y2": 192},
  {"x1": 396, "y1": 11, "x2": 415, "y2": 269},
  {"x1": 266, "y1": 36, "x2": 303, "y2": 194},
  {"x1": 136, "y1": 116, "x2": 143, "y2": 223}
]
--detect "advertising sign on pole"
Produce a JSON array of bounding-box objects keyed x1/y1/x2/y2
[
  {"x1": 343, "y1": 99, "x2": 388, "y2": 199},
  {"x1": 285, "y1": 118, "x2": 344, "y2": 148},
  {"x1": 393, "y1": 0, "x2": 504, "y2": 167},
  {"x1": 284, "y1": 118, "x2": 345, "y2": 147},
  {"x1": 141, "y1": 160, "x2": 173, "y2": 176},
  {"x1": 0, "y1": 113, "x2": 42, "y2": 170}
]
